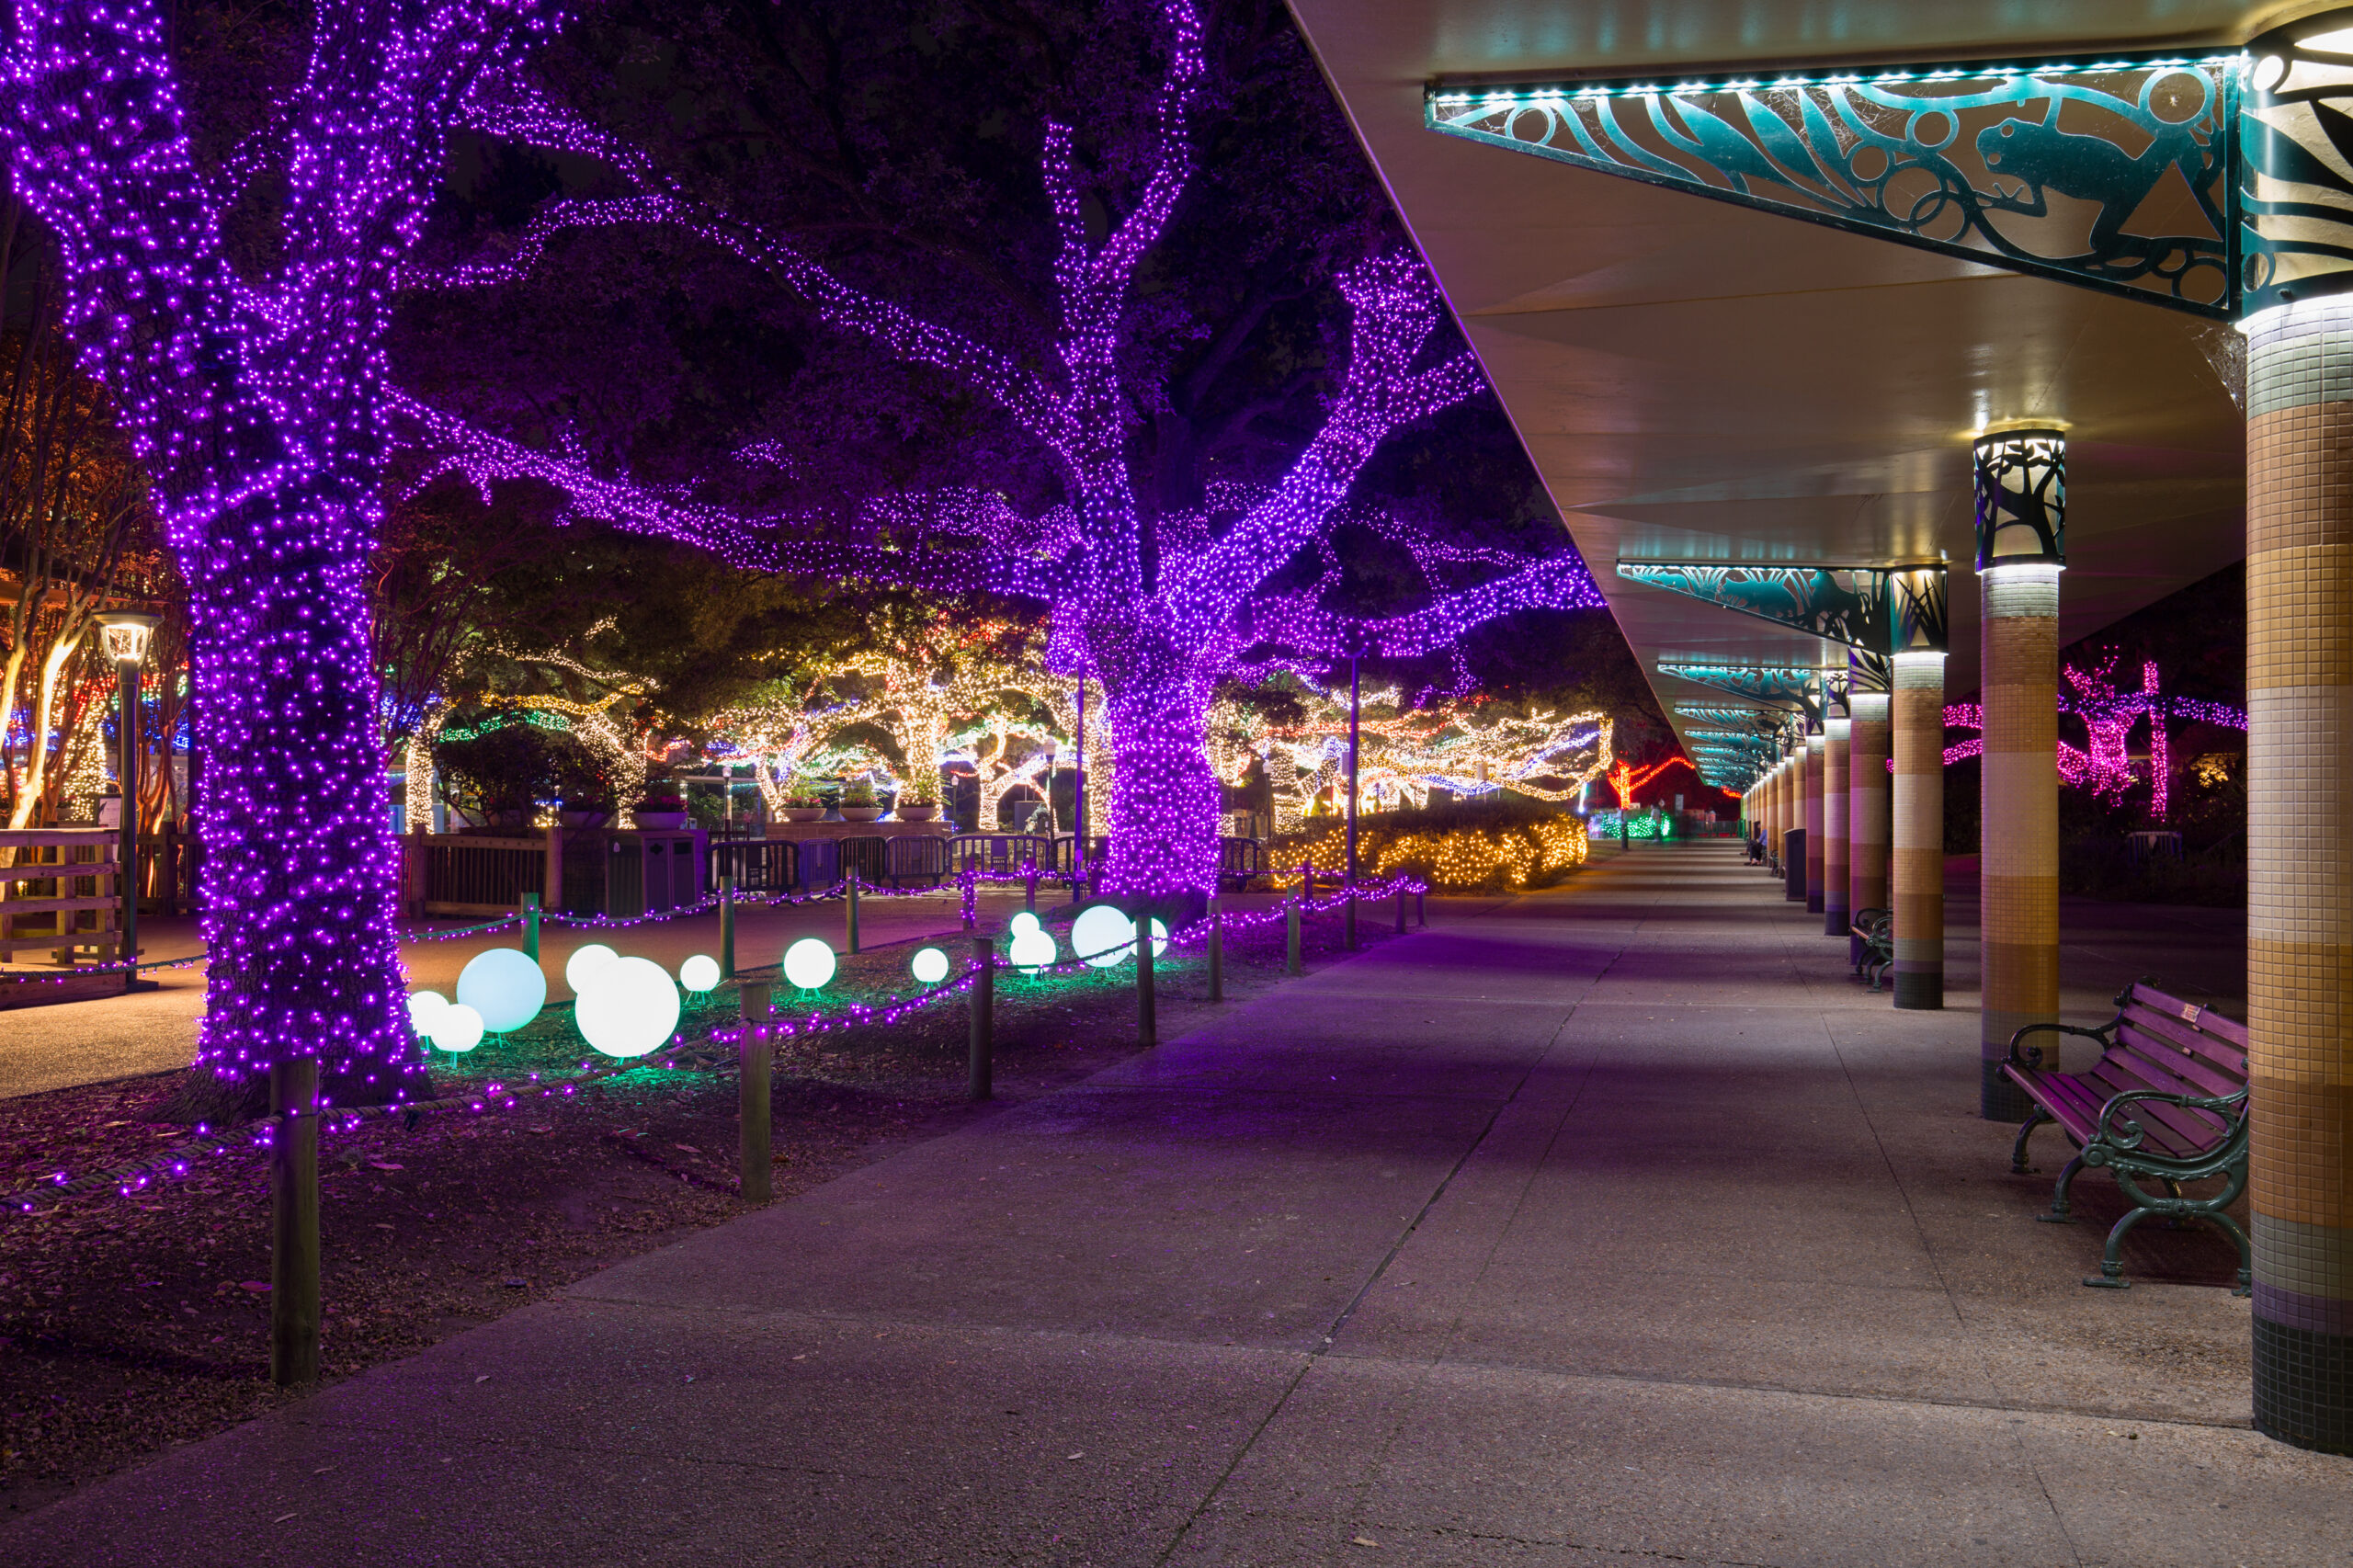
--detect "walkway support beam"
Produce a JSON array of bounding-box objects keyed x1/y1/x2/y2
[
  {"x1": 1804, "y1": 728, "x2": 1826, "y2": 914},
  {"x1": 1824, "y1": 712, "x2": 1850, "y2": 937},
  {"x1": 1975, "y1": 429, "x2": 2066, "y2": 1117},
  {"x1": 2246, "y1": 287, "x2": 2353, "y2": 1455},
  {"x1": 1889, "y1": 567, "x2": 1948, "y2": 1010}
]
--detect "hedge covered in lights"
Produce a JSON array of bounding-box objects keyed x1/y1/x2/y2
[{"x1": 1272, "y1": 801, "x2": 1589, "y2": 892}]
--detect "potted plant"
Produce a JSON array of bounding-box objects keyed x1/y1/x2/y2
[
  {"x1": 838, "y1": 779, "x2": 884, "y2": 823},
  {"x1": 779, "y1": 791, "x2": 825, "y2": 824},
  {"x1": 894, "y1": 781, "x2": 942, "y2": 823}
]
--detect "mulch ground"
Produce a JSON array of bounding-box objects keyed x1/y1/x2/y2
[{"x1": 0, "y1": 904, "x2": 1408, "y2": 1517}]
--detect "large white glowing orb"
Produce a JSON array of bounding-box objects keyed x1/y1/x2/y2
[
  {"x1": 1071, "y1": 904, "x2": 1135, "y2": 968},
  {"x1": 575, "y1": 956, "x2": 681, "y2": 1059},
  {"x1": 564, "y1": 942, "x2": 620, "y2": 995},
  {"x1": 679, "y1": 954, "x2": 722, "y2": 994},
  {"x1": 911, "y1": 947, "x2": 949, "y2": 985},
  {"x1": 430, "y1": 1003, "x2": 485, "y2": 1053},
  {"x1": 404, "y1": 990, "x2": 449, "y2": 1033},
  {"x1": 456, "y1": 948, "x2": 547, "y2": 1034},
  {"x1": 783, "y1": 937, "x2": 837, "y2": 992},
  {"x1": 1007, "y1": 910, "x2": 1042, "y2": 937},
  {"x1": 1008, "y1": 925, "x2": 1057, "y2": 974}
]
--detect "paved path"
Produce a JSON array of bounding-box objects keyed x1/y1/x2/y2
[{"x1": 8, "y1": 843, "x2": 2343, "y2": 1566}]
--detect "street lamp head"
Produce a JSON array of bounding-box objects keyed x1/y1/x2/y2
[{"x1": 94, "y1": 611, "x2": 162, "y2": 668}]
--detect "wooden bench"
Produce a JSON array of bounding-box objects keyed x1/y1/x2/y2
[
  {"x1": 2004, "y1": 980, "x2": 2250, "y2": 1293},
  {"x1": 1849, "y1": 908, "x2": 1892, "y2": 991}
]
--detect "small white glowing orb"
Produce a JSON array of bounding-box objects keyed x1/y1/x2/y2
[
  {"x1": 783, "y1": 937, "x2": 837, "y2": 991},
  {"x1": 430, "y1": 1003, "x2": 485, "y2": 1053},
  {"x1": 679, "y1": 954, "x2": 722, "y2": 994},
  {"x1": 456, "y1": 948, "x2": 547, "y2": 1034},
  {"x1": 911, "y1": 947, "x2": 949, "y2": 985},
  {"x1": 575, "y1": 956, "x2": 681, "y2": 1059},
  {"x1": 1071, "y1": 903, "x2": 1135, "y2": 968},
  {"x1": 1143, "y1": 916, "x2": 1168, "y2": 960},
  {"x1": 564, "y1": 942, "x2": 620, "y2": 995},
  {"x1": 1008, "y1": 925, "x2": 1058, "y2": 974},
  {"x1": 404, "y1": 990, "x2": 449, "y2": 1032},
  {"x1": 1008, "y1": 909, "x2": 1042, "y2": 937}
]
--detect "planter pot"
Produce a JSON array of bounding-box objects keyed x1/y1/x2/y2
[
  {"x1": 635, "y1": 811, "x2": 690, "y2": 830},
  {"x1": 839, "y1": 807, "x2": 884, "y2": 823},
  {"x1": 780, "y1": 807, "x2": 825, "y2": 824},
  {"x1": 894, "y1": 804, "x2": 940, "y2": 822}
]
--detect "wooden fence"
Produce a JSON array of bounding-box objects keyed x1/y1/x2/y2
[{"x1": 0, "y1": 828, "x2": 122, "y2": 965}]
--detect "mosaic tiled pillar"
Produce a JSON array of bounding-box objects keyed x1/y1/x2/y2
[
  {"x1": 1804, "y1": 730, "x2": 1827, "y2": 914},
  {"x1": 1887, "y1": 566, "x2": 1948, "y2": 1011},
  {"x1": 1891, "y1": 653, "x2": 1944, "y2": 1008},
  {"x1": 2245, "y1": 293, "x2": 2353, "y2": 1453},
  {"x1": 1848, "y1": 680, "x2": 1892, "y2": 966},
  {"x1": 1974, "y1": 430, "x2": 2065, "y2": 1119},
  {"x1": 1785, "y1": 743, "x2": 1808, "y2": 901},
  {"x1": 1824, "y1": 714, "x2": 1850, "y2": 937}
]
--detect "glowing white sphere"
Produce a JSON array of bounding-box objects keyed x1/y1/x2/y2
[
  {"x1": 456, "y1": 948, "x2": 547, "y2": 1034},
  {"x1": 565, "y1": 942, "x2": 620, "y2": 995},
  {"x1": 679, "y1": 954, "x2": 722, "y2": 994},
  {"x1": 1008, "y1": 910, "x2": 1042, "y2": 937},
  {"x1": 404, "y1": 990, "x2": 449, "y2": 1032},
  {"x1": 783, "y1": 937, "x2": 837, "y2": 991},
  {"x1": 1008, "y1": 925, "x2": 1058, "y2": 974},
  {"x1": 911, "y1": 947, "x2": 949, "y2": 985},
  {"x1": 430, "y1": 1004, "x2": 485, "y2": 1053},
  {"x1": 1143, "y1": 916, "x2": 1168, "y2": 960},
  {"x1": 1072, "y1": 904, "x2": 1136, "y2": 968},
  {"x1": 575, "y1": 956, "x2": 681, "y2": 1059}
]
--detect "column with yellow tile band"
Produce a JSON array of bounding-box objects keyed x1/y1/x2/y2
[
  {"x1": 1889, "y1": 567, "x2": 1948, "y2": 1011},
  {"x1": 1804, "y1": 728, "x2": 1826, "y2": 914},
  {"x1": 1824, "y1": 710, "x2": 1850, "y2": 937},
  {"x1": 1847, "y1": 662, "x2": 1891, "y2": 965}
]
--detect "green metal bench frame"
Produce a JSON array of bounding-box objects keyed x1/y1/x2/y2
[
  {"x1": 1849, "y1": 907, "x2": 1892, "y2": 991},
  {"x1": 2005, "y1": 980, "x2": 2250, "y2": 1294}
]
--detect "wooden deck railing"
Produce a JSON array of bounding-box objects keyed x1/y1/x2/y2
[{"x1": 0, "y1": 828, "x2": 121, "y2": 966}]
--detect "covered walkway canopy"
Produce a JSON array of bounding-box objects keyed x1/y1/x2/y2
[{"x1": 1289, "y1": 0, "x2": 2353, "y2": 1454}]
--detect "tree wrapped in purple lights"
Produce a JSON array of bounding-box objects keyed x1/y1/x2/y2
[
  {"x1": 402, "y1": 0, "x2": 1606, "y2": 896},
  {"x1": 0, "y1": 0, "x2": 563, "y2": 1102},
  {"x1": 1941, "y1": 656, "x2": 2246, "y2": 819}
]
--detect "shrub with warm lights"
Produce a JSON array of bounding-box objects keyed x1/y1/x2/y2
[{"x1": 1271, "y1": 800, "x2": 1587, "y2": 892}]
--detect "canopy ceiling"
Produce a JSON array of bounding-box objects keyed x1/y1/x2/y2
[{"x1": 1287, "y1": 0, "x2": 2327, "y2": 781}]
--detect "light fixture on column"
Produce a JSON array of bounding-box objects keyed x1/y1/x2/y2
[
  {"x1": 1972, "y1": 426, "x2": 2066, "y2": 577},
  {"x1": 94, "y1": 611, "x2": 162, "y2": 994}
]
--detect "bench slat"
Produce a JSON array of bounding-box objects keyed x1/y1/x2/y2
[
  {"x1": 2016, "y1": 1064, "x2": 2219, "y2": 1158},
  {"x1": 2082, "y1": 1066, "x2": 2228, "y2": 1153},
  {"x1": 2112, "y1": 1026, "x2": 2243, "y2": 1100},
  {"x1": 2121, "y1": 998, "x2": 2248, "y2": 1073},
  {"x1": 2125, "y1": 983, "x2": 2247, "y2": 1050},
  {"x1": 2086, "y1": 1050, "x2": 2204, "y2": 1102}
]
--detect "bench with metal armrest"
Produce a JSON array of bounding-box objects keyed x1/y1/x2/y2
[
  {"x1": 1848, "y1": 908, "x2": 1892, "y2": 991},
  {"x1": 2004, "y1": 979, "x2": 2250, "y2": 1293}
]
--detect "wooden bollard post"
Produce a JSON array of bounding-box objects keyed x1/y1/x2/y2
[
  {"x1": 845, "y1": 871, "x2": 860, "y2": 954},
  {"x1": 719, "y1": 873, "x2": 736, "y2": 978},
  {"x1": 738, "y1": 981, "x2": 772, "y2": 1201},
  {"x1": 1285, "y1": 901, "x2": 1302, "y2": 976},
  {"x1": 1207, "y1": 896, "x2": 1223, "y2": 1002},
  {"x1": 1344, "y1": 883, "x2": 1357, "y2": 951},
  {"x1": 1024, "y1": 862, "x2": 1037, "y2": 912},
  {"x1": 1395, "y1": 884, "x2": 1406, "y2": 934},
  {"x1": 1135, "y1": 903, "x2": 1156, "y2": 1047},
  {"x1": 968, "y1": 936, "x2": 995, "y2": 1100},
  {"x1": 269, "y1": 1057, "x2": 320, "y2": 1388},
  {"x1": 521, "y1": 892, "x2": 540, "y2": 962}
]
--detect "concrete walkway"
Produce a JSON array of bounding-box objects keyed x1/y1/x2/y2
[{"x1": 8, "y1": 844, "x2": 2345, "y2": 1566}]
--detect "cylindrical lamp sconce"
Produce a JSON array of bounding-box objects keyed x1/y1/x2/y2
[{"x1": 1974, "y1": 427, "x2": 2065, "y2": 1117}]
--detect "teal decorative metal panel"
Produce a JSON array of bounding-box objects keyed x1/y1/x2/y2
[
  {"x1": 1617, "y1": 561, "x2": 1893, "y2": 649},
  {"x1": 1429, "y1": 52, "x2": 2237, "y2": 317}
]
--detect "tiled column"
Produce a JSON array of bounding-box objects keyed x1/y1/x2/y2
[
  {"x1": 1804, "y1": 728, "x2": 1826, "y2": 914},
  {"x1": 1824, "y1": 712, "x2": 1850, "y2": 937},
  {"x1": 1785, "y1": 742, "x2": 1808, "y2": 901},
  {"x1": 1848, "y1": 676, "x2": 1892, "y2": 965},
  {"x1": 1974, "y1": 430, "x2": 2066, "y2": 1119},
  {"x1": 1889, "y1": 565, "x2": 1948, "y2": 1011},
  {"x1": 2245, "y1": 291, "x2": 2353, "y2": 1453}
]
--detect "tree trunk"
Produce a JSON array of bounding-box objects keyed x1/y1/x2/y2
[
  {"x1": 1100, "y1": 675, "x2": 1222, "y2": 897},
  {"x1": 183, "y1": 488, "x2": 424, "y2": 1113}
]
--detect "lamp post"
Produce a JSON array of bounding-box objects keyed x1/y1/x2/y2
[{"x1": 95, "y1": 611, "x2": 160, "y2": 993}]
